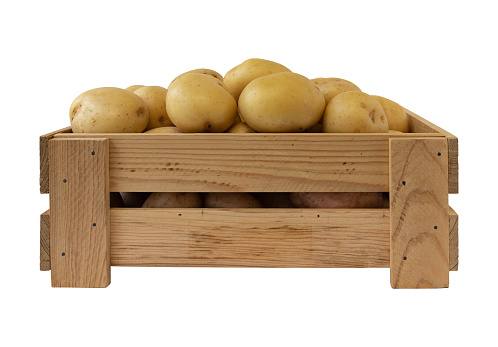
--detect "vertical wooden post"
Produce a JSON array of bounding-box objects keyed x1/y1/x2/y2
[
  {"x1": 389, "y1": 138, "x2": 449, "y2": 288},
  {"x1": 49, "y1": 138, "x2": 110, "y2": 287}
]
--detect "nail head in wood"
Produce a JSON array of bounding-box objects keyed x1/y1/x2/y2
[
  {"x1": 63, "y1": 179, "x2": 67, "y2": 183},
  {"x1": 62, "y1": 252, "x2": 65, "y2": 256},
  {"x1": 91, "y1": 151, "x2": 95, "y2": 155}
]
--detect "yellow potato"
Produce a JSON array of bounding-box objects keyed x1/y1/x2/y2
[
  {"x1": 312, "y1": 78, "x2": 361, "y2": 105},
  {"x1": 227, "y1": 122, "x2": 256, "y2": 133},
  {"x1": 223, "y1": 58, "x2": 291, "y2": 101},
  {"x1": 142, "y1": 193, "x2": 202, "y2": 208},
  {"x1": 176, "y1": 68, "x2": 223, "y2": 81},
  {"x1": 239, "y1": 72, "x2": 325, "y2": 132},
  {"x1": 322, "y1": 91, "x2": 388, "y2": 133},
  {"x1": 254, "y1": 193, "x2": 295, "y2": 208},
  {"x1": 204, "y1": 193, "x2": 262, "y2": 208},
  {"x1": 125, "y1": 85, "x2": 145, "y2": 92},
  {"x1": 372, "y1": 96, "x2": 409, "y2": 133},
  {"x1": 290, "y1": 192, "x2": 384, "y2": 208},
  {"x1": 166, "y1": 73, "x2": 237, "y2": 133},
  {"x1": 120, "y1": 192, "x2": 151, "y2": 208},
  {"x1": 134, "y1": 86, "x2": 172, "y2": 130},
  {"x1": 144, "y1": 126, "x2": 181, "y2": 133},
  {"x1": 70, "y1": 87, "x2": 149, "y2": 133}
]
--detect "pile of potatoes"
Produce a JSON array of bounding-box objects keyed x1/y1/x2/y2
[
  {"x1": 110, "y1": 192, "x2": 389, "y2": 209},
  {"x1": 72, "y1": 58, "x2": 405, "y2": 209},
  {"x1": 69, "y1": 58, "x2": 409, "y2": 135}
]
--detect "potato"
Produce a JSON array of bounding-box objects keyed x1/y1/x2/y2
[
  {"x1": 142, "y1": 192, "x2": 202, "y2": 208},
  {"x1": 227, "y1": 122, "x2": 256, "y2": 133},
  {"x1": 125, "y1": 85, "x2": 145, "y2": 92},
  {"x1": 110, "y1": 192, "x2": 125, "y2": 207},
  {"x1": 322, "y1": 91, "x2": 388, "y2": 133},
  {"x1": 372, "y1": 96, "x2": 409, "y2": 133},
  {"x1": 144, "y1": 126, "x2": 181, "y2": 133},
  {"x1": 312, "y1": 78, "x2": 361, "y2": 105},
  {"x1": 176, "y1": 68, "x2": 223, "y2": 81},
  {"x1": 204, "y1": 193, "x2": 263, "y2": 208},
  {"x1": 223, "y1": 58, "x2": 291, "y2": 101},
  {"x1": 166, "y1": 73, "x2": 237, "y2": 133},
  {"x1": 238, "y1": 72, "x2": 325, "y2": 133},
  {"x1": 134, "y1": 86, "x2": 172, "y2": 130},
  {"x1": 120, "y1": 192, "x2": 151, "y2": 207},
  {"x1": 70, "y1": 87, "x2": 149, "y2": 133},
  {"x1": 290, "y1": 192, "x2": 384, "y2": 208},
  {"x1": 254, "y1": 193, "x2": 295, "y2": 208}
]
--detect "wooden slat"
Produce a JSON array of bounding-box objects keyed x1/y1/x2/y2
[
  {"x1": 390, "y1": 138, "x2": 449, "y2": 288},
  {"x1": 449, "y1": 207, "x2": 459, "y2": 271},
  {"x1": 40, "y1": 210, "x2": 50, "y2": 271},
  {"x1": 405, "y1": 109, "x2": 458, "y2": 194},
  {"x1": 49, "y1": 138, "x2": 110, "y2": 287},
  {"x1": 110, "y1": 208, "x2": 390, "y2": 268},
  {"x1": 39, "y1": 126, "x2": 72, "y2": 194},
  {"x1": 50, "y1": 133, "x2": 437, "y2": 193}
]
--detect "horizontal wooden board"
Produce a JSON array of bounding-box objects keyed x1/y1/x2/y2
[
  {"x1": 40, "y1": 210, "x2": 50, "y2": 271},
  {"x1": 449, "y1": 207, "x2": 458, "y2": 271},
  {"x1": 54, "y1": 133, "x2": 445, "y2": 193},
  {"x1": 405, "y1": 109, "x2": 458, "y2": 194},
  {"x1": 110, "y1": 208, "x2": 390, "y2": 267}
]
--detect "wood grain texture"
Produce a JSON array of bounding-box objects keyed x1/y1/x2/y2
[
  {"x1": 52, "y1": 132, "x2": 442, "y2": 193},
  {"x1": 390, "y1": 138, "x2": 449, "y2": 288},
  {"x1": 449, "y1": 207, "x2": 458, "y2": 271},
  {"x1": 405, "y1": 109, "x2": 458, "y2": 194},
  {"x1": 110, "y1": 208, "x2": 390, "y2": 268},
  {"x1": 40, "y1": 210, "x2": 50, "y2": 271},
  {"x1": 39, "y1": 126, "x2": 72, "y2": 193},
  {"x1": 49, "y1": 138, "x2": 110, "y2": 287}
]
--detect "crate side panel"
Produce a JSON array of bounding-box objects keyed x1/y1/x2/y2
[
  {"x1": 390, "y1": 138, "x2": 449, "y2": 288},
  {"x1": 107, "y1": 134, "x2": 390, "y2": 192},
  {"x1": 40, "y1": 126, "x2": 72, "y2": 194},
  {"x1": 110, "y1": 208, "x2": 390, "y2": 268},
  {"x1": 49, "y1": 138, "x2": 110, "y2": 287},
  {"x1": 449, "y1": 207, "x2": 458, "y2": 271}
]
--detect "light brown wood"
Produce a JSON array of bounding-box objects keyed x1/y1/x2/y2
[
  {"x1": 390, "y1": 138, "x2": 449, "y2": 288},
  {"x1": 110, "y1": 208, "x2": 390, "y2": 268},
  {"x1": 49, "y1": 138, "x2": 110, "y2": 287},
  {"x1": 449, "y1": 207, "x2": 458, "y2": 271},
  {"x1": 52, "y1": 133, "x2": 443, "y2": 193},
  {"x1": 40, "y1": 210, "x2": 50, "y2": 271},
  {"x1": 405, "y1": 109, "x2": 458, "y2": 194},
  {"x1": 39, "y1": 126, "x2": 72, "y2": 194}
]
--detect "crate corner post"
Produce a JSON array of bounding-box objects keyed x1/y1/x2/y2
[
  {"x1": 389, "y1": 137, "x2": 450, "y2": 289},
  {"x1": 49, "y1": 137, "x2": 111, "y2": 288}
]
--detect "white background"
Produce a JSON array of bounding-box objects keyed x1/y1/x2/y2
[{"x1": 1, "y1": 0, "x2": 496, "y2": 346}]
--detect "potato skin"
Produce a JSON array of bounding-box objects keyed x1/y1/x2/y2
[
  {"x1": 125, "y1": 85, "x2": 145, "y2": 92},
  {"x1": 223, "y1": 58, "x2": 291, "y2": 101},
  {"x1": 372, "y1": 96, "x2": 409, "y2": 133},
  {"x1": 176, "y1": 69, "x2": 223, "y2": 81},
  {"x1": 254, "y1": 193, "x2": 295, "y2": 208},
  {"x1": 312, "y1": 78, "x2": 361, "y2": 105},
  {"x1": 142, "y1": 193, "x2": 202, "y2": 208},
  {"x1": 290, "y1": 192, "x2": 384, "y2": 208},
  {"x1": 134, "y1": 86, "x2": 172, "y2": 130},
  {"x1": 144, "y1": 126, "x2": 181, "y2": 133},
  {"x1": 323, "y1": 91, "x2": 388, "y2": 133},
  {"x1": 239, "y1": 72, "x2": 325, "y2": 133},
  {"x1": 70, "y1": 87, "x2": 149, "y2": 133},
  {"x1": 226, "y1": 122, "x2": 256, "y2": 133},
  {"x1": 166, "y1": 73, "x2": 237, "y2": 133},
  {"x1": 204, "y1": 193, "x2": 263, "y2": 208}
]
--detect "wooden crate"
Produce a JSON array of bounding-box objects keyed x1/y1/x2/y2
[{"x1": 39, "y1": 109, "x2": 458, "y2": 288}]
